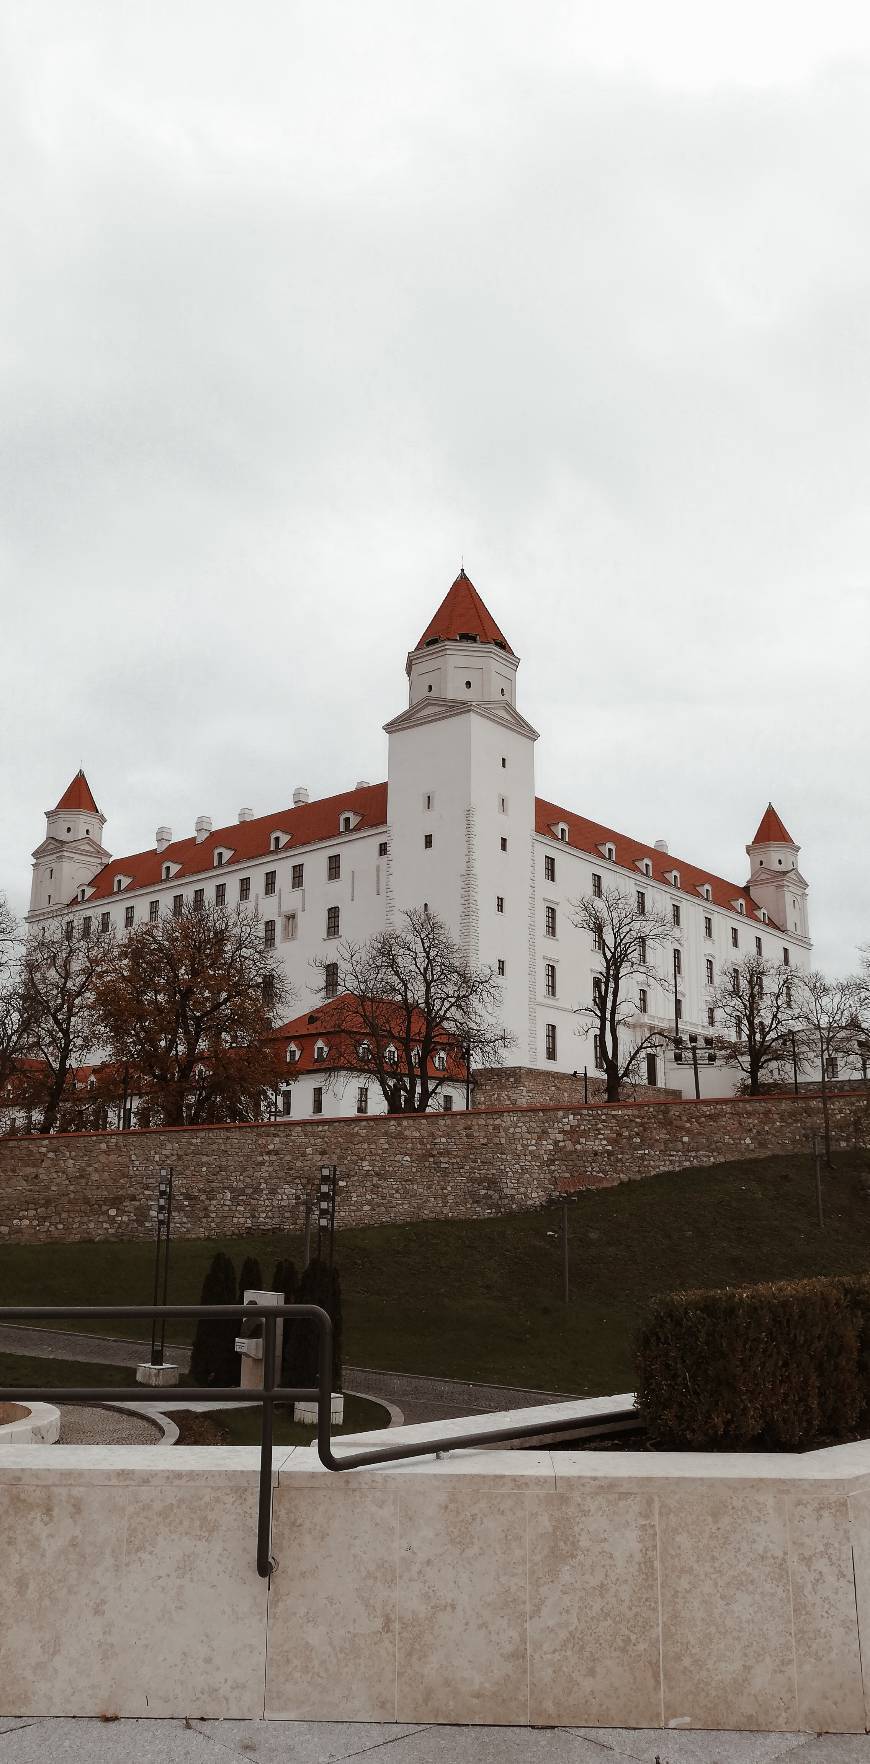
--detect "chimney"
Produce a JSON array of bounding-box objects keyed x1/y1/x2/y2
[
  {"x1": 195, "y1": 815, "x2": 213, "y2": 843},
  {"x1": 355, "y1": 779, "x2": 370, "y2": 789},
  {"x1": 292, "y1": 786, "x2": 309, "y2": 806},
  {"x1": 238, "y1": 807, "x2": 254, "y2": 822},
  {"x1": 654, "y1": 838, "x2": 669, "y2": 854},
  {"x1": 155, "y1": 826, "x2": 172, "y2": 852}
]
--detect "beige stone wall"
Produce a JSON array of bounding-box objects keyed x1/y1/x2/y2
[
  {"x1": 0, "y1": 1089, "x2": 867, "y2": 1245},
  {"x1": 1, "y1": 1435, "x2": 870, "y2": 1730}
]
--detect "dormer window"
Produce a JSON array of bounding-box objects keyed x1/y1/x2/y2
[
  {"x1": 385, "y1": 1045, "x2": 398, "y2": 1066},
  {"x1": 737, "y1": 900, "x2": 746, "y2": 916},
  {"x1": 314, "y1": 1040, "x2": 329, "y2": 1063},
  {"x1": 411, "y1": 1048, "x2": 421, "y2": 1067},
  {"x1": 358, "y1": 1041, "x2": 372, "y2": 1062},
  {"x1": 701, "y1": 884, "x2": 712, "y2": 902},
  {"x1": 340, "y1": 814, "x2": 353, "y2": 833},
  {"x1": 212, "y1": 846, "x2": 233, "y2": 868},
  {"x1": 670, "y1": 870, "x2": 681, "y2": 889},
  {"x1": 640, "y1": 859, "x2": 652, "y2": 877},
  {"x1": 552, "y1": 821, "x2": 569, "y2": 843},
  {"x1": 605, "y1": 843, "x2": 615, "y2": 861},
  {"x1": 270, "y1": 830, "x2": 290, "y2": 851},
  {"x1": 80, "y1": 887, "x2": 86, "y2": 901},
  {"x1": 163, "y1": 864, "x2": 172, "y2": 880},
  {"x1": 286, "y1": 1043, "x2": 299, "y2": 1064},
  {"x1": 434, "y1": 1050, "x2": 447, "y2": 1072}
]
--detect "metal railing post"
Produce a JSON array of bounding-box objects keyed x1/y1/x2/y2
[{"x1": 257, "y1": 1312, "x2": 278, "y2": 1578}]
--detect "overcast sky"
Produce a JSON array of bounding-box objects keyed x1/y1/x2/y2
[{"x1": 2, "y1": 1, "x2": 868, "y2": 973}]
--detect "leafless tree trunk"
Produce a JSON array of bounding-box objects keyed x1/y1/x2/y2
[{"x1": 570, "y1": 887, "x2": 672, "y2": 1102}]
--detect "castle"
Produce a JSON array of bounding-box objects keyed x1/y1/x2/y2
[{"x1": 28, "y1": 571, "x2": 811, "y2": 1108}]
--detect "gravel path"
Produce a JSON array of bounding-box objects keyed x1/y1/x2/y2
[{"x1": 58, "y1": 1405, "x2": 163, "y2": 1445}]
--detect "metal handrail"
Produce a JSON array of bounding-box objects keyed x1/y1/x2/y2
[{"x1": 0, "y1": 1302, "x2": 639, "y2": 1577}]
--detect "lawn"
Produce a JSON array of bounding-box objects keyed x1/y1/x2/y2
[
  {"x1": 1, "y1": 1150, "x2": 869, "y2": 1395},
  {"x1": 172, "y1": 1393, "x2": 388, "y2": 1447}
]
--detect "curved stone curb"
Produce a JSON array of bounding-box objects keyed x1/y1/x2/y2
[{"x1": 0, "y1": 1400, "x2": 61, "y2": 1444}]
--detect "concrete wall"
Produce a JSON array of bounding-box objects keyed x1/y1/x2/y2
[
  {"x1": 0, "y1": 1090, "x2": 867, "y2": 1245},
  {"x1": 2, "y1": 1433, "x2": 870, "y2": 1731}
]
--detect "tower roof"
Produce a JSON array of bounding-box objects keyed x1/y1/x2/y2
[
  {"x1": 750, "y1": 803, "x2": 794, "y2": 847},
  {"x1": 415, "y1": 570, "x2": 514, "y2": 655},
  {"x1": 53, "y1": 769, "x2": 100, "y2": 816}
]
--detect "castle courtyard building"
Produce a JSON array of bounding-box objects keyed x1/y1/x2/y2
[{"x1": 29, "y1": 572, "x2": 812, "y2": 1105}]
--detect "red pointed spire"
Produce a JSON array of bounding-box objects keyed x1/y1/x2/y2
[
  {"x1": 416, "y1": 569, "x2": 514, "y2": 654},
  {"x1": 750, "y1": 803, "x2": 794, "y2": 847},
  {"x1": 53, "y1": 769, "x2": 100, "y2": 815}
]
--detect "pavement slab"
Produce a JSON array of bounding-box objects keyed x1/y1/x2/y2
[{"x1": 580, "y1": 1729, "x2": 814, "y2": 1762}]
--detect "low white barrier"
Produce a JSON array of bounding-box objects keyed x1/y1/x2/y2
[
  {"x1": 0, "y1": 1400, "x2": 60, "y2": 1445},
  {"x1": 1, "y1": 1396, "x2": 868, "y2": 1732}
]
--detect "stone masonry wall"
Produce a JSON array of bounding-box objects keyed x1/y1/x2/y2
[{"x1": 0, "y1": 1091, "x2": 867, "y2": 1246}]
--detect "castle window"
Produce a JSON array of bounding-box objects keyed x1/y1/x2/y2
[
  {"x1": 281, "y1": 1090, "x2": 292, "y2": 1116},
  {"x1": 731, "y1": 926, "x2": 739, "y2": 948},
  {"x1": 326, "y1": 906, "x2": 340, "y2": 939},
  {"x1": 378, "y1": 842, "x2": 388, "y2": 857},
  {"x1": 545, "y1": 1023, "x2": 557, "y2": 1061},
  {"x1": 100, "y1": 913, "x2": 110, "y2": 933},
  {"x1": 592, "y1": 873, "x2": 602, "y2": 897},
  {"x1": 385, "y1": 1045, "x2": 397, "y2": 1066},
  {"x1": 672, "y1": 871, "x2": 681, "y2": 888},
  {"x1": 434, "y1": 1050, "x2": 446, "y2": 1071},
  {"x1": 358, "y1": 1041, "x2": 371, "y2": 1062},
  {"x1": 673, "y1": 949, "x2": 682, "y2": 976},
  {"x1": 592, "y1": 975, "x2": 604, "y2": 1005},
  {"x1": 545, "y1": 854, "x2": 555, "y2": 883},
  {"x1": 149, "y1": 899, "x2": 160, "y2": 923},
  {"x1": 636, "y1": 891, "x2": 646, "y2": 916},
  {"x1": 783, "y1": 948, "x2": 790, "y2": 966},
  {"x1": 282, "y1": 913, "x2": 297, "y2": 941},
  {"x1": 465, "y1": 680, "x2": 472, "y2": 690},
  {"x1": 173, "y1": 895, "x2": 183, "y2": 918},
  {"x1": 497, "y1": 958, "x2": 505, "y2": 976},
  {"x1": 340, "y1": 814, "x2": 352, "y2": 832},
  {"x1": 193, "y1": 888, "x2": 204, "y2": 913},
  {"x1": 707, "y1": 1007, "x2": 715, "y2": 1027},
  {"x1": 737, "y1": 900, "x2": 746, "y2": 915},
  {"x1": 545, "y1": 962, "x2": 556, "y2": 997},
  {"x1": 163, "y1": 864, "x2": 172, "y2": 880},
  {"x1": 312, "y1": 1086, "x2": 323, "y2": 1115},
  {"x1": 286, "y1": 1044, "x2": 299, "y2": 1064},
  {"x1": 424, "y1": 834, "x2": 433, "y2": 849},
  {"x1": 443, "y1": 1094, "x2": 454, "y2": 1110},
  {"x1": 646, "y1": 1053, "x2": 657, "y2": 1085},
  {"x1": 500, "y1": 835, "x2": 508, "y2": 853},
  {"x1": 501, "y1": 757, "x2": 506, "y2": 768},
  {"x1": 328, "y1": 854, "x2": 341, "y2": 881},
  {"x1": 545, "y1": 905, "x2": 557, "y2": 938},
  {"x1": 592, "y1": 927, "x2": 603, "y2": 953},
  {"x1": 639, "y1": 936, "x2": 647, "y2": 963},
  {"x1": 496, "y1": 895, "x2": 504, "y2": 914},
  {"x1": 499, "y1": 796, "x2": 507, "y2": 814},
  {"x1": 424, "y1": 794, "x2": 432, "y2": 811},
  {"x1": 324, "y1": 963, "x2": 338, "y2": 999},
  {"x1": 314, "y1": 1041, "x2": 328, "y2": 1063},
  {"x1": 704, "y1": 915, "x2": 713, "y2": 939},
  {"x1": 702, "y1": 884, "x2": 712, "y2": 901},
  {"x1": 292, "y1": 863, "x2": 304, "y2": 889},
  {"x1": 638, "y1": 987, "x2": 648, "y2": 1014},
  {"x1": 605, "y1": 843, "x2": 615, "y2": 861},
  {"x1": 264, "y1": 870, "x2": 276, "y2": 897},
  {"x1": 705, "y1": 958, "x2": 714, "y2": 986},
  {"x1": 124, "y1": 905, "x2": 134, "y2": 929},
  {"x1": 732, "y1": 966, "x2": 740, "y2": 993},
  {"x1": 80, "y1": 916, "x2": 91, "y2": 940},
  {"x1": 239, "y1": 876, "x2": 251, "y2": 902},
  {"x1": 676, "y1": 997, "x2": 683, "y2": 1021},
  {"x1": 755, "y1": 936, "x2": 762, "y2": 957},
  {"x1": 215, "y1": 883, "x2": 225, "y2": 908},
  {"x1": 357, "y1": 1087, "x2": 368, "y2": 1115},
  {"x1": 264, "y1": 919, "x2": 276, "y2": 949},
  {"x1": 215, "y1": 851, "x2": 224, "y2": 866},
  {"x1": 593, "y1": 1034, "x2": 604, "y2": 1070},
  {"x1": 80, "y1": 888, "x2": 86, "y2": 901},
  {"x1": 642, "y1": 859, "x2": 652, "y2": 877},
  {"x1": 672, "y1": 903, "x2": 681, "y2": 927},
  {"x1": 114, "y1": 877, "x2": 123, "y2": 892},
  {"x1": 559, "y1": 826, "x2": 568, "y2": 842}
]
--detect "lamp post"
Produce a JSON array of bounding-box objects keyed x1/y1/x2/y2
[
  {"x1": 791, "y1": 1030, "x2": 800, "y2": 1097},
  {"x1": 136, "y1": 1168, "x2": 179, "y2": 1387},
  {"x1": 318, "y1": 1164, "x2": 338, "y2": 1271},
  {"x1": 858, "y1": 1037, "x2": 870, "y2": 1095}
]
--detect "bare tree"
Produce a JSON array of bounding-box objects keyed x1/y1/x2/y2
[
  {"x1": 314, "y1": 907, "x2": 509, "y2": 1113},
  {"x1": 570, "y1": 887, "x2": 672, "y2": 1101},
  {"x1": 710, "y1": 955, "x2": 798, "y2": 1095},
  {"x1": 20, "y1": 918, "x2": 112, "y2": 1133},
  {"x1": 95, "y1": 902, "x2": 289, "y2": 1126},
  {"x1": 791, "y1": 970, "x2": 862, "y2": 1166},
  {"x1": 0, "y1": 896, "x2": 32, "y2": 1124}
]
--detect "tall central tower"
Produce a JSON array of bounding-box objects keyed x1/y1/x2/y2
[{"x1": 385, "y1": 571, "x2": 539, "y2": 1063}]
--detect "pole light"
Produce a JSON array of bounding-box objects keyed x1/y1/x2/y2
[
  {"x1": 318, "y1": 1164, "x2": 338, "y2": 1269},
  {"x1": 149, "y1": 1167, "x2": 174, "y2": 1367}
]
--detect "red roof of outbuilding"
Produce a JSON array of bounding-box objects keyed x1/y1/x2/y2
[
  {"x1": 54, "y1": 770, "x2": 100, "y2": 815},
  {"x1": 272, "y1": 995, "x2": 466, "y2": 1081},
  {"x1": 75, "y1": 783, "x2": 388, "y2": 904},
  {"x1": 416, "y1": 570, "x2": 514, "y2": 654},
  {"x1": 535, "y1": 797, "x2": 774, "y2": 928},
  {"x1": 750, "y1": 803, "x2": 794, "y2": 847}
]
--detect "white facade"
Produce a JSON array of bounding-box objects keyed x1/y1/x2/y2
[{"x1": 29, "y1": 573, "x2": 812, "y2": 1101}]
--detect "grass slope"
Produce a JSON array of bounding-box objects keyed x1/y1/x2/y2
[{"x1": 1, "y1": 1150, "x2": 869, "y2": 1394}]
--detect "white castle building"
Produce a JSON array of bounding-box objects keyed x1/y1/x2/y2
[{"x1": 29, "y1": 571, "x2": 811, "y2": 1106}]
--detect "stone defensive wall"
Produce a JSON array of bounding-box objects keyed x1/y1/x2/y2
[{"x1": 0, "y1": 1089, "x2": 867, "y2": 1245}]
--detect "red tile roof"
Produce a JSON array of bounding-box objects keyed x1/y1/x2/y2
[
  {"x1": 272, "y1": 995, "x2": 466, "y2": 1080},
  {"x1": 54, "y1": 769, "x2": 100, "y2": 815},
  {"x1": 535, "y1": 797, "x2": 775, "y2": 928},
  {"x1": 416, "y1": 570, "x2": 514, "y2": 654},
  {"x1": 750, "y1": 803, "x2": 794, "y2": 847},
  {"x1": 76, "y1": 783, "x2": 388, "y2": 904}
]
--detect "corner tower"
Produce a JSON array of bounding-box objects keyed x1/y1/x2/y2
[
  {"x1": 29, "y1": 770, "x2": 111, "y2": 921},
  {"x1": 385, "y1": 570, "x2": 538, "y2": 1062},
  {"x1": 746, "y1": 803, "x2": 809, "y2": 942}
]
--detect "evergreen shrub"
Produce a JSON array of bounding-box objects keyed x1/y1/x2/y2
[
  {"x1": 190, "y1": 1252, "x2": 239, "y2": 1387},
  {"x1": 636, "y1": 1274, "x2": 870, "y2": 1450},
  {"x1": 283, "y1": 1258, "x2": 342, "y2": 1391}
]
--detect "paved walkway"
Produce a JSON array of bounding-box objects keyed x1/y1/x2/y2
[
  {"x1": 0, "y1": 1326, "x2": 575, "y2": 1423},
  {"x1": 1, "y1": 1718, "x2": 869, "y2": 1761}
]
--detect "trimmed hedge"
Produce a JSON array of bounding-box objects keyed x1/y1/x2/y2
[{"x1": 635, "y1": 1273, "x2": 870, "y2": 1450}]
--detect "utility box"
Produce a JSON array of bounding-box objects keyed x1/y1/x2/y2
[{"x1": 235, "y1": 1290, "x2": 284, "y2": 1392}]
